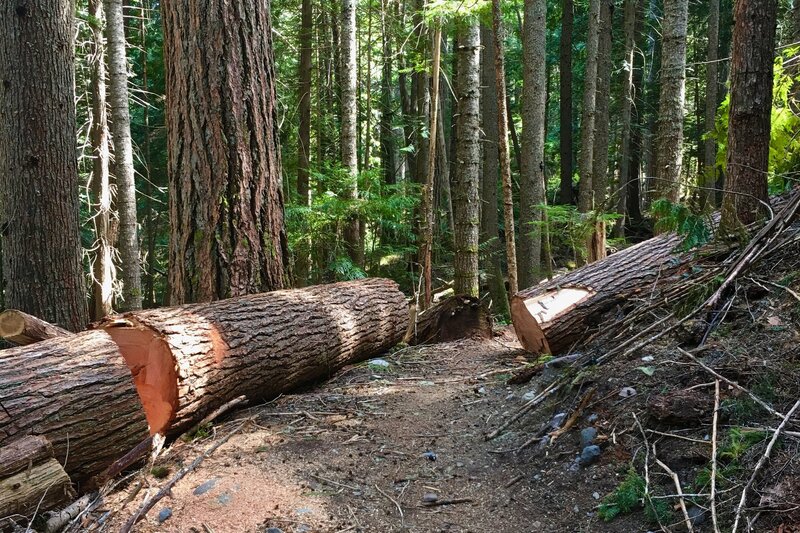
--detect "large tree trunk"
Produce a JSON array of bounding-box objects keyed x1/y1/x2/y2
[
  {"x1": 163, "y1": 0, "x2": 289, "y2": 304},
  {"x1": 614, "y1": 0, "x2": 638, "y2": 237},
  {"x1": 1, "y1": 278, "x2": 407, "y2": 484},
  {"x1": 480, "y1": 25, "x2": 511, "y2": 317},
  {"x1": 491, "y1": 0, "x2": 520, "y2": 297},
  {"x1": 520, "y1": 0, "x2": 547, "y2": 286},
  {"x1": 0, "y1": 436, "x2": 74, "y2": 520},
  {"x1": 577, "y1": 0, "x2": 601, "y2": 227},
  {"x1": 452, "y1": 23, "x2": 482, "y2": 297},
  {"x1": 296, "y1": 0, "x2": 313, "y2": 287},
  {"x1": 106, "y1": 0, "x2": 143, "y2": 311},
  {"x1": 511, "y1": 232, "x2": 686, "y2": 354},
  {"x1": 721, "y1": 0, "x2": 777, "y2": 228},
  {"x1": 588, "y1": 0, "x2": 613, "y2": 262},
  {"x1": 702, "y1": 0, "x2": 720, "y2": 210},
  {"x1": 559, "y1": 0, "x2": 575, "y2": 205},
  {"x1": 0, "y1": 0, "x2": 89, "y2": 332},
  {"x1": 340, "y1": 0, "x2": 362, "y2": 266},
  {"x1": 654, "y1": 0, "x2": 689, "y2": 203},
  {"x1": 89, "y1": 0, "x2": 115, "y2": 320}
]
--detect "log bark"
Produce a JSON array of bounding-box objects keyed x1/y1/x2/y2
[
  {"x1": 406, "y1": 295, "x2": 492, "y2": 346},
  {"x1": 511, "y1": 233, "x2": 686, "y2": 354},
  {"x1": 0, "y1": 331, "x2": 151, "y2": 484},
  {"x1": 0, "y1": 436, "x2": 75, "y2": 520},
  {"x1": 0, "y1": 310, "x2": 72, "y2": 346},
  {"x1": 104, "y1": 278, "x2": 407, "y2": 435}
]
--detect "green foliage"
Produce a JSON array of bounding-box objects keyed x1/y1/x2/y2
[
  {"x1": 709, "y1": 48, "x2": 800, "y2": 193},
  {"x1": 150, "y1": 465, "x2": 170, "y2": 479},
  {"x1": 534, "y1": 203, "x2": 620, "y2": 265},
  {"x1": 650, "y1": 199, "x2": 710, "y2": 251},
  {"x1": 598, "y1": 469, "x2": 672, "y2": 525}
]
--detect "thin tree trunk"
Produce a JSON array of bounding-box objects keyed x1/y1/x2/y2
[
  {"x1": 0, "y1": 0, "x2": 89, "y2": 332},
  {"x1": 614, "y1": 0, "x2": 637, "y2": 237},
  {"x1": 297, "y1": 0, "x2": 313, "y2": 286},
  {"x1": 480, "y1": 25, "x2": 511, "y2": 317},
  {"x1": 420, "y1": 26, "x2": 442, "y2": 310},
  {"x1": 520, "y1": 0, "x2": 547, "y2": 287},
  {"x1": 507, "y1": 95, "x2": 523, "y2": 172},
  {"x1": 654, "y1": 0, "x2": 689, "y2": 204},
  {"x1": 588, "y1": 0, "x2": 613, "y2": 262},
  {"x1": 140, "y1": 4, "x2": 158, "y2": 308},
  {"x1": 89, "y1": 0, "x2": 114, "y2": 320},
  {"x1": 721, "y1": 0, "x2": 777, "y2": 228},
  {"x1": 577, "y1": 0, "x2": 601, "y2": 264},
  {"x1": 340, "y1": 0, "x2": 361, "y2": 265},
  {"x1": 452, "y1": 24, "x2": 481, "y2": 297},
  {"x1": 163, "y1": 0, "x2": 289, "y2": 303},
  {"x1": 559, "y1": 0, "x2": 575, "y2": 204},
  {"x1": 491, "y1": 0, "x2": 519, "y2": 298},
  {"x1": 362, "y1": 1, "x2": 373, "y2": 171},
  {"x1": 106, "y1": 0, "x2": 143, "y2": 311},
  {"x1": 701, "y1": 0, "x2": 720, "y2": 209},
  {"x1": 379, "y1": 0, "x2": 397, "y2": 186}
]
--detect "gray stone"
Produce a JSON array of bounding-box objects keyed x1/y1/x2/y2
[
  {"x1": 549, "y1": 412, "x2": 567, "y2": 429},
  {"x1": 522, "y1": 390, "x2": 537, "y2": 402},
  {"x1": 619, "y1": 387, "x2": 637, "y2": 398},
  {"x1": 157, "y1": 508, "x2": 172, "y2": 524},
  {"x1": 580, "y1": 427, "x2": 598, "y2": 448},
  {"x1": 422, "y1": 492, "x2": 439, "y2": 503},
  {"x1": 578, "y1": 445, "x2": 602, "y2": 466},
  {"x1": 367, "y1": 358, "x2": 390, "y2": 369},
  {"x1": 586, "y1": 413, "x2": 599, "y2": 423},
  {"x1": 217, "y1": 492, "x2": 232, "y2": 505},
  {"x1": 687, "y1": 506, "x2": 706, "y2": 527},
  {"x1": 193, "y1": 478, "x2": 217, "y2": 496},
  {"x1": 592, "y1": 492, "x2": 600, "y2": 500},
  {"x1": 265, "y1": 529, "x2": 283, "y2": 533}
]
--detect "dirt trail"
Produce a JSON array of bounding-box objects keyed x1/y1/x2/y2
[{"x1": 102, "y1": 331, "x2": 632, "y2": 533}]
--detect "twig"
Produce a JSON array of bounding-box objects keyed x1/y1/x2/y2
[
  {"x1": 485, "y1": 381, "x2": 562, "y2": 440},
  {"x1": 421, "y1": 498, "x2": 473, "y2": 507},
  {"x1": 548, "y1": 387, "x2": 596, "y2": 443},
  {"x1": 645, "y1": 429, "x2": 711, "y2": 445},
  {"x1": 654, "y1": 445, "x2": 694, "y2": 533},
  {"x1": 678, "y1": 348, "x2": 785, "y2": 419},
  {"x1": 185, "y1": 395, "x2": 248, "y2": 437},
  {"x1": 711, "y1": 380, "x2": 721, "y2": 533},
  {"x1": 120, "y1": 420, "x2": 248, "y2": 532},
  {"x1": 91, "y1": 436, "x2": 153, "y2": 488},
  {"x1": 731, "y1": 398, "x2": 800, "y2": 533},
  {"x1": 752, "y1": 277, "x2": 800, "y2": 303},
  {"x1": 504, "y1": 475, "x2": 524, "y2": 488},
  {"x1": 44, "y1": 492, "x2": 96, "y2": 533},
  {"x1": 374, "y1": 484, "x2": 403, "y2": 521}
]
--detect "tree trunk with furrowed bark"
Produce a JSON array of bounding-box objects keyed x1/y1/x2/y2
[
  {"x1": 0, "y1": 279, "x2": 407, "y2": 485},
  {"x1": 511, "y1": 233, "x2": 687, "y2": 354}
]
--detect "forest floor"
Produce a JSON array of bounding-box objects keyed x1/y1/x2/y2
[{"x1": 95, "y1": 244, "x2": 800, "y2": 533}]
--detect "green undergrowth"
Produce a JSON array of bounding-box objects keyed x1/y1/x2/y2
[{"x1": 598, "y1": 468, "x2": 673, "y2": 525}]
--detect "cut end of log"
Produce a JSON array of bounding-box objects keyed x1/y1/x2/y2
[
  {"x1": 0, "y1": 309, "x2": 71, "y2": 345},
  {"x1": 0, "y1": 310, "x2": 26, "y2": 337},
  {"x1": 406, "y1": 295, "x2": 492, "y2": 345},
  {"x1": 511, "y1": 287, "x2": 594, "y2": 354},
  {"x1": 104, "y1": 327, "x2": 178, "y2": 436}
]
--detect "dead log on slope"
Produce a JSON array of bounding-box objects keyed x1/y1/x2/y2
[
  {"x1": 405, "y1": 295, "x2": 492, "y2": 345},
  {"x1": 100, "y1": 277, "x2": 408, "y2": 436},
  {"x1": 511, "y1": 233, "x2": 691, "y2": 354},
  {"x1": 0, "y1": 436, "x2": 75, "y2": 520},
  {"x1": 0, "y1": 331, "x2": 152, "y2": 484},
  {"x1": 0, "y1": 310, "x2": 72, "y2": 346}
]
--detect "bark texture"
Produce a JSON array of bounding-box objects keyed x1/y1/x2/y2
[
  {"x1": 106, "y1": 0, "x2": 143, "y2": 311},
  {"x1": 0, "y1": 436, "x2": 74, "y2": 519},
  {"x1": 89, "y1": 0, "x2": 114, "y2": 320},
  {"x1": 577, "y1": 0, "x2": 601, "y2": 218},
  {"x1": 559, "y1": 0, "x2": 575, "y2": 205},
  {"x1": 108, "y1": 278, "x2": 408, "y2": 435},
  {"x1": 701, "y1": 0, "x2": 720, "y2": 208},
  {"x1": 721, "y1": 0, "x2": 777, "y2": 227},
  {"x1": 0, "y1": 310, "x2": 72, "y2": 346},
  {"x1": 491, "y1": 1, "x2": 520, "y2": 298},
  {"x1": 480, "y1": 25, "x2": 511, "y2": 317},
  {"x1": 654, "y1": 0, "x2": 689, "y2": 203},
  {"x1": 511, "y1": 232, "x2": 686, "y2": 354},
  {"x1": 520, "y1": 0, "x2": 548, "y2": 286},
  {"x1": 615, "y1": 0, "x2": 638, "y2": 236},
  {"x1": 340, "y1": 0, "x2": 361, "y2": 264},
  {"x1": 163, "y1": 0, "x2": 289, "y2": 304},
  {"x1": 0, "y1": 0, "x2": 89, "y2": 332},
  {"x1": 0, "y1": 330, "x2": 151, "y2": 483},
  {"x1": 452, "y1": 24, "x2": 482, "y2": 297},
  {"x1": 296, "y1": 0, "x2": 313, "y2": 286},
  {"x1": 588, "y1": 0, "x2": 613, "y2": 262}
]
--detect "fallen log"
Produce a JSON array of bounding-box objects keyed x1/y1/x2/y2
[
  {"x1": 511, "y1": 233, "x2": 688, "y2": 354},
  {"x1": 103, "y1": 278, "x2": 407, "y2": 435},
  {"x1": 0, "y1": 310, "x2": 72, "y2": 346},
  {"x1": 0, "y1": 331, "x2": 151, "y2": 484},
  {"x1": 405, "y1": 295, "x2": 492, "y2": 345},
  {"x1": 0, "y1": 436, "x2": 75, "y2": 520},
  {"x1": 0, "y1": 278, "x2": 407, "y2": 484}
]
